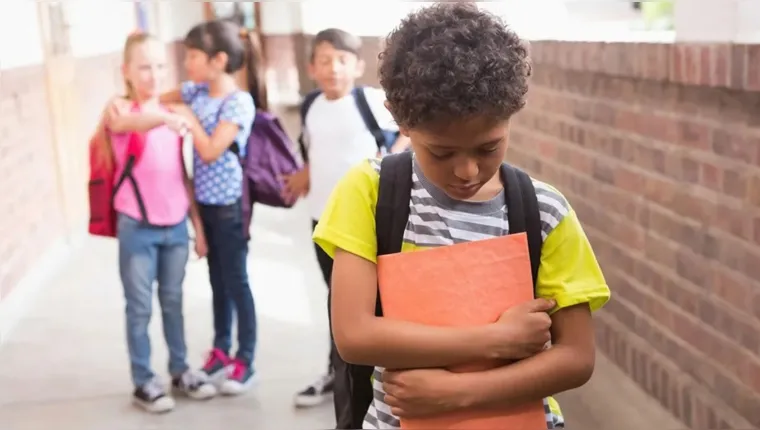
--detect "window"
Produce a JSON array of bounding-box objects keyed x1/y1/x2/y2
[{"x1": 211, "y1": 1, "x2": 256, "y2": 29}]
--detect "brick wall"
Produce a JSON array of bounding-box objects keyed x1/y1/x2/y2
[
  {"x1": 0, "y1": 66, "x2": 64, "y2": 300},
  {"x1": 509, "y1": 42, "x2": 760, "y2": 429},
  {"x1": 0, "y1": 42, "x2": 182, "y2": 304}
]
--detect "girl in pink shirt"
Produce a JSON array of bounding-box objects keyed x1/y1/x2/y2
[{"x1": 99, "y1": 32, "x2": 216, "y2": 413}]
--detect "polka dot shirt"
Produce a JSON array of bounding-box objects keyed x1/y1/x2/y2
[{"x1": 181, "y1": 81, "x2": 255, "y2": 206}]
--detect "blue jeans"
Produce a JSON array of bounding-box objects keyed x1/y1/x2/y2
[
  {"x1": 199, "y1": 199, "x2": 257, "y2": 365},
  {"x1": 117, "y1": 213, "x2": 190, "y2": 387}
]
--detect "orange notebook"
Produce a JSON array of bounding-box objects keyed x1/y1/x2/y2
[{"x1": 377, "y1": 233, "x2": 547, "y2": 430}]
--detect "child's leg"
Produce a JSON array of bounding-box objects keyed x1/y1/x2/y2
[
  {"x1": 117, "y1": 214, "x2": 174, "y2": 413},
  {"x1": 294, "y1": 220, "x2": 338, "y2": 408},
  {"x1": 155, "y1": 219, "x2": 190, "y2": 379},
  {"x1": 156, "y1": 218, "x2": 218, "y2": 400},
  {"x1": 199, "y1": 205, "x2": 234, "y2": 360},
  {"x1": 203, "y1": 200, "x2": 257, "y2": 395}
]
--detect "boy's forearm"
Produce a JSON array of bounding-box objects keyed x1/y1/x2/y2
[
  {"x1": 453, "y1": 344, "x2": 595, "y2": 410},
  {"x1": 337, "y1": 318, "x2": 495, "y2": 370},
  {"x1": 109, "y1": 112, "x2": 166, "y2": 133}
]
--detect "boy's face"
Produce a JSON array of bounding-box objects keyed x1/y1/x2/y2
[
  {"x1": 309, "y1": 42, "x2": 364, "y2": 97},
  {"x1": 405, "y1": 117, "x2": 510, "y2": 201}
]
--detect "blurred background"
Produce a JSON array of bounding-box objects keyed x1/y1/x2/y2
[{"x1": 0, "y1": 1, "x2": 758, "y2": 429}]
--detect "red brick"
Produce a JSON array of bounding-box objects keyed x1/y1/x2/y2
[{"x1": 746, "y1": 45, "x2": 760, "y2": 91}]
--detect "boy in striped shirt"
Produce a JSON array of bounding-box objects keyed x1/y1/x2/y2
[{"x1": 314, "y1": 3, "x2": 610, "y2": 429}]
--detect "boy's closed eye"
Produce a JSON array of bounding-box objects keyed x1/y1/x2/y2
[{"x1": 427, "y1": 143, "x2": 500, "y2": 160}]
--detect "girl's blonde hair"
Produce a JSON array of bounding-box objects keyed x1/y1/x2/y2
[{"x1": 94, "y1": 31, "x2": 157, "y2": 171}]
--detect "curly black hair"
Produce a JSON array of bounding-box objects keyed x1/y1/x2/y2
[{"x1": 379, "y1": 2, "x2": 531, "y2": 129}]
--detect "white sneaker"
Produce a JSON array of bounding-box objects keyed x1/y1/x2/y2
[
  {"x1": 133, "y1": 379, "x2": 175, "y2": 413},
  {"x1": 172, "y1": 369, "x2": 217, "y2": 400},
  {"x1": 294, "y1": 372, "x2": 335, "y2": 408}
]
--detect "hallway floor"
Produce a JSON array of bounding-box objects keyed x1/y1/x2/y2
[{"x1": 0, "y1": 201, "x2": 683, "y2": 429}]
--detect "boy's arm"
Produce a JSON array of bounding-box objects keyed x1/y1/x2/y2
[
  {"x1": 332, "y1": 249, "x2": 493, "y2": 369},
  {"x1": 451, "y1": 305, "x2": 595, "y2": 410},
  {"x1": 382, "y1": 207, "x2": 610, "y2": 418}
]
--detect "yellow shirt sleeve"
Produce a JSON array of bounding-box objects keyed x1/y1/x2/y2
[
  {"x1": 536, "y1": 208, "x2": 610, "y2": 313},
  {"x1": 313, "y1": 160, "x2": 380, "y2": 263}
]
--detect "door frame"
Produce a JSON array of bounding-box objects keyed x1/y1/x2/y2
[{"x1": 36, "y1": 1, "x2": 80, "y2": 239}]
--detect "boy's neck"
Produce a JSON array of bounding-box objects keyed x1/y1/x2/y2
[
  {"x1": 208, "y1": 74, "x2": 238, "y2": 98},
  {"x1": 322, "y1": 85, "x2": 355, "y2": 101}
]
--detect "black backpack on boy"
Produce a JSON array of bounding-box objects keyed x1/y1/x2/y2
[{"x1": 333, "y1": 151, "x2": 544, "y2": 429}]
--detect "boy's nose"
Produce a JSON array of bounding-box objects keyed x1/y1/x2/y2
[{"x1": 453, "y1": 158, "x2": 479, "y2": 181}]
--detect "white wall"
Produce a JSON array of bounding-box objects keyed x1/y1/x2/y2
[
  {"x1": 154, "y1": 1, "x2": 205, "y2": 42},
  {"x1": 67, "y1": 0, "x2": 137, "y2": 58},
  {"x1": 0, "y1": 2, "x2": 44, "y2": 69}
]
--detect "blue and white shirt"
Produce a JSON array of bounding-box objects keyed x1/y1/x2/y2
[{"x1": 181, "y1": 81, "x2": 255, "y2": 206}]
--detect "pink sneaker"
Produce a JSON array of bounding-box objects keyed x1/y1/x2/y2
[{"x1": 201, "y1": 348, "x2": 231, "y2": 381}]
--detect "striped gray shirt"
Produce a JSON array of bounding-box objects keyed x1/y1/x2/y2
[{"x1": 364, "y1": 158, "x2": 570, "y2": 430}]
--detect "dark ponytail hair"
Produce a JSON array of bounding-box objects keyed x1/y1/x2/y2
[
  {"x1": 184, "y1": 19, "x2": 268, "y2": 111},
  {"x1": 240, "y1": 29, "x2": 268, "y2": 112}
]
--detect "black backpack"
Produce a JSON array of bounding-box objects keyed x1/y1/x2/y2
[
  {"x1": 297, "y1": 87, "x2": 400, "y2": 163},
  {"x1": 334, "y1": 151, "x2": 544, "y2": 429}
]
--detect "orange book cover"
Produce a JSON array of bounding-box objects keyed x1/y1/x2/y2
[{"x1": 377, "y1": 233, "x2": 547, "y2": 430}]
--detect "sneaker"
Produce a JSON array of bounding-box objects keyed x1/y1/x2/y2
[
  {"x1": 133, "y1": 379, "x2": 175, "y2": 413},
  {"x1": 294, "y1": 372, "x2": 335, "y2": 408},
  {"x1": 172, "y1": 369, "x2": 217, "y2": 400},
  {"x1": 202, "y1": 348, "x2": 232, "y2": 381},
  {"x1": 220, "y1": 359, "x2": 256, "y2": 396}
]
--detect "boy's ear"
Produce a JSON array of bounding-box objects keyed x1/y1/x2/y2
[{"x1": 307, "y1": 61, "x2": 316, "y2": 80}]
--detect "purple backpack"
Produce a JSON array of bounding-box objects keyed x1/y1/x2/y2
[{"x1": 238, "y1": 110, "x2": 302, "y2": 232}]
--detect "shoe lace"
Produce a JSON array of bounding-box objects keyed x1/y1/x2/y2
[
  {"x1": 229, "y1": 360, "x2": 248, "y2": 380},
  {"x1": 181, "y1": 370, "x2": 208, "y2": 388},
  {"x1": 312, "y1": 373, "x2": 333, "y2": 391},
  {"x1": 143, "y1": 379, "x2": 165, "y2": 398},
  {"x1": 203, "y1": 348, "x2": 228, "y2": 369}
]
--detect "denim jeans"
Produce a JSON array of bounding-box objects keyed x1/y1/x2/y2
[
  {"x1": 117, "y1": 213, "x2": 190, "y2": 388},
  {"x1": 199, "y1": 199, "x2": 257, "y2": 365}
]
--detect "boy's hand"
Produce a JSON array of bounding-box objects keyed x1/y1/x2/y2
[
  {"x1": 487, "y1": 298, "x2": 555, "y2": 360},
  {"x1": 382, "y1": 368, "x2": 464, "y2": 418},
  {"x1": 282, "y1": 167, "x2": 310, "y2": 199}
]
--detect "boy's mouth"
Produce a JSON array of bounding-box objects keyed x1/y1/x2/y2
[{"x1": 448, "y1": 182, "x2": 481, "y2": 196}]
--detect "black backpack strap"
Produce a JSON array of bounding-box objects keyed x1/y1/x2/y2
[
  {"x1": 353, "y1": 87, "x2": 386, "y2": 152},
  {"x1": 500, "y1": 163, "x2": 542, "y2": 292},
  {"x1": 297, "y1": 90, "x2": 322, "y2": 163},
  {"x1": 376, "y1": 151, "x2": 414, "y2": 258},
  {"x1": 338, "y1": 152, "x2": 413, "y2": 430},
  {"x1": 113, "y1": 155, "x2": 149, "y2": 224}
]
